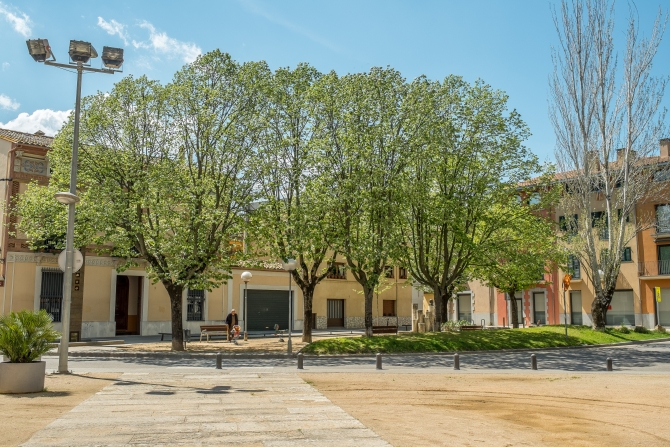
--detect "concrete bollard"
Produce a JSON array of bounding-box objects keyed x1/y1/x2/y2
[
  {"x1": 297, "y1": 352, "x2": 304, "y2": 370},
  {"x1": 376, "y1": 353, "x2": 382, "y2": 370},
  {"x1": 454, "y1": 353, "x2": 460, "y2": 370},
  {"x1": 531, "y1": 354, "x2": 537, "y2": 370},
  {"x1": 607, "y1": 357, "x2": 613, "y2": 371},
  {"x1": 216, "y1": 352, "x2": 222, "y2": 369}
]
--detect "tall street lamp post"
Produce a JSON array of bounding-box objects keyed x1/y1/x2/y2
[
  {"x1": 26, "y1": 39, "x2": 123, "y2": 373},
  {"x1": 241, "y1": 271, "x2": 252, "y2": 341},
  {"x1": 282, "y1": 259, "x2": 296, "y2": 355}
]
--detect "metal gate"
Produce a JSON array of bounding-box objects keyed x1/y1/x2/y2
[
  {"x1": 187, "y1": 289, "x2": 205, "y2": 321},
  {"x1": 327, "y1": 299, "x2": 344, "y2": 327},
  {"x1": 247, "y1": 289, "x2": 290, "y2": 332},
  {"x1": 40, "y1": 268, "x2": 63, "y2": 322}
]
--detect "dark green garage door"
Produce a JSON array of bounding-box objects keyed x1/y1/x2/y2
[{"x1": 247, "y1": 289, "x2": 290, "y2": 331}]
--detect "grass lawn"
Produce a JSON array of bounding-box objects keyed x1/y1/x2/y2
[{"x1": 301, "y1": 325, "x2": 670, "y2": 355}]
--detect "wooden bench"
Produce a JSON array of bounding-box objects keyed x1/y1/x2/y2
[
  {"x1": 372, "y1": 325, "x2": 398, "y2": 334},
  {"x1": 200, "y1": 324, "x2": 230, "y2": 342},
  {"x1": 460, "y1": 325, "x2": 483, "y2": 331}
]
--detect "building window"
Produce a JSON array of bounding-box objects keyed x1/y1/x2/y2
[
  {"x1": 384, "y1": 265, "x2": 394, "y2": 279},
  {"x1": 568, "y1": 254, "x2": 581, "y2": 279},
  {"x1": 606, "y1": 290, "x2": 635, "y2": 326},
  {"x1": 591, "y1": 211, "x2": 609, "y2": 239},
  {"x1": 187, "y1": 289, "x2": 205, "y2": 321},
  {"x1": 40, "y1": 269, "x2": 63, "y2": 322},
  {"x1": 658, "y1": 245, "x2": 670, "y2": 275},
  {"x1": 528, "y1": 192, "x2": 541, "y2": 205},
  {"x1": 456, "y1": 294, "x2": 472, "y2": 322},
  {"x1": 398, "y1": 267, "x2": 408, "y2": 279},
  {"x1": 656, "y1": 205, "x2": 670, "y2": 234},
  {"x1": 617, "y1": 209, "x2": 630, "y2": 223},
  {"x1": 621, "y1": 247, "x2": 632, "y2": 262},
  {"x1": 382, "y1": 300, "x2": 396, "y2": 317},
  {"x1": 327, "y1": 263, "x2": 346, "y2": 279}
]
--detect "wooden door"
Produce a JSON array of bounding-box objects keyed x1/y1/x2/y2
[
  {"x1": 327, "y1": 299, "x2": 344, "y2": 327},
  {"x1": 115, "y1": 276, "x2": 129, "y2": 333}
]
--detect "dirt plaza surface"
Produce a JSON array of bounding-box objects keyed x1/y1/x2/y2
[
  {"x1": 0, "y1": 373, "x2": 121, "y2": 447},
  {"x1": 300, "y1": 372, "x2": 670, "y2": 447}
]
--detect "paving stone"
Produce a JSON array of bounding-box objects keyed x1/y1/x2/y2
[{"x1": 21, "y1": 372, "x2": 390, "y2": 447}]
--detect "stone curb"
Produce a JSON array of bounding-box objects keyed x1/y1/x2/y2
[{"x1": 46, "y1": 337, "x2": 670, "y2": 360}]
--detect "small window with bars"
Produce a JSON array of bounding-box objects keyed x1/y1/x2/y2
[
  {"x1": 40, "y1": 268, "x2": 63, "y2": 322},
  {"x1": 187, "y1": 289, "x2": 205, "y2": 321},
  {"x1": 398, "y1": 267, "x2": 408, "y2": 279},
  {"x1": 384, "y1": 266, "x2": 394, "y2": 279},
  {"x1": 621, "y1": 247, "x2": 632, "y2": 262}
]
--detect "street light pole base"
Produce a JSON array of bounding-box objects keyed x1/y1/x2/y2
[{"x1": 244, "y1": 332, "x2": 248, "y2": 341}]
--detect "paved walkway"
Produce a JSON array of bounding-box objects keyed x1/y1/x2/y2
[{"x1": 22, "y1": 372, "x2": 390, "y2": 447}]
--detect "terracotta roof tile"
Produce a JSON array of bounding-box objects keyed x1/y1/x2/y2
[{"x1": 0, "y1": 128, "x2": 54, "y2": 148}]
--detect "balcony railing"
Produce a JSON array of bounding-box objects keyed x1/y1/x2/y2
[{"x1": 638, "y1": 260, "x2": 670, "y2": 276}]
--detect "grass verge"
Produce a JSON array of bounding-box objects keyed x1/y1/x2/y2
[{"x1": 301, "y1": 325, "x2": 670, "y2": 355}]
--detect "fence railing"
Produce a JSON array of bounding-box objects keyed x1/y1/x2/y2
[{"x1": 638, "y1": 260, "x2": 670, "y2": 276}]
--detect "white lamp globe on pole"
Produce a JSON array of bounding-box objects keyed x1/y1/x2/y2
[
  {"x1": 282, "y1": 259, "x2": 297, "y2": 355},
  {"x1": 241, "y1": 271, "x2": 252, "y2": 341}
]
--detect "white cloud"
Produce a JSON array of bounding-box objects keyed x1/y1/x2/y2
[
  {"x1": 0, "y1": 94, "x2": 19, "y2": 110},
  {"x1": 97, "y1": 17, "x2": 129, "y2": 45},
  {"x1": 1, "y1": 62, "x2": 9, "y2": 71},
  {"x1": 133, "y1": 21, "x2": 202, "y2": 63},
  {"x1": 0, "y1": 109, "x2": 71, "y2": 136},
  {"x1": 0, "y1": 2, "x2": 31, "y2": 37}
]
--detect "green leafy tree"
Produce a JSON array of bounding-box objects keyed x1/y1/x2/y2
[
  {"x1": 252, "y1": 64, "x2": 338, "y2": 342},
  {"x1": 44, "y1": 51, "x2": 268, "y2": 350},
  {"x1": 320, "y1": 68, "x2": 417, "y2": 336},
  {"x1": 400, "y1": 76, "x2": 540, "y2": 329},
  {"x1": 478, "y1": 195, "x2": 566, "y2": 328}
]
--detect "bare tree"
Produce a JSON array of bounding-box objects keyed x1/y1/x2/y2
[{"x1": 550, "y1": 0, "x2": 668, "y2": 329}]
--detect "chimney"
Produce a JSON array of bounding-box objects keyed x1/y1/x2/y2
[
  {"x1": 661, "y1": 138, "x2": 670, "y2": 159},
  {"x1": 34, "y1": 130, "x2": 45, "y2": 136},
  {"x1": 616, "y1": 148, "x2": 625, "y2": 161}
]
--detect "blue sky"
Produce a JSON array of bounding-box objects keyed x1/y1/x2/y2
[{"x1": 0, "y1": 0, "x2": 668, "y2": 162}]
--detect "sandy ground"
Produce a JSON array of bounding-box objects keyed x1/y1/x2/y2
[
  {"x1": 0, "y1": 373, "x2": 120, "y2": 447},
  {"x1": 301, "y1": 372, "x2": 670, "y2": 447}
]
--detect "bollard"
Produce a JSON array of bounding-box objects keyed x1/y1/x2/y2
[
  {"x1": 297, "y1": 352, "x2": 304, "y2": 370},
  {"x1": 531, "y1": 354, "x2": 537, "y2": 370},
  {"x1": 376, "y1": 353, "x2": 382, "y2": 370},
  {"x1": 607, "y1": 357, "x2": 613, "y2": 371},
  {"x1": 454, "y1": 353, "x2": 460, "y2": 370},
  {"x1": 216, "y1": 352, "x2": 222, "y2": 369}
]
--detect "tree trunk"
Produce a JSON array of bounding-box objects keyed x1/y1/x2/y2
[
  {"x1": 364, "y1": 286, "x2": 374, "y2": 337},
  {"x1": 433, "y1": 286, "x2": 443, "y2": 331},
  {"x1": 302, "y1": 286, "x2": 314, "y2": 343},
  {"x1": 591, "y1": 292, "x2": 609, "y2": 330},
  {"x1": 163, "y1": 281, "x2": 184, "y2": 351},
  {"x1": 509, "y1": 290, "x2": 519, "y2": 328}
]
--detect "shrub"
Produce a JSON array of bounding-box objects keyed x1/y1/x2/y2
[
  {"x1": 617, "y1": 325, "x2": 630, "y2": 334},
  {"x1": 634, "y1": 325, "x2": 649, "y2": 334},
  {"x1": 0, "y1": 310, "x2": 59, "y2": 363},
  {"x1": 441, "y1": 320, "x2": 471, "y2": 332},
  {"x1": 656, "y1": 325, "x2": 666, "y2": 333}
]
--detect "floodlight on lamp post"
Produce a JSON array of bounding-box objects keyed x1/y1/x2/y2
[
  {"x1": 282, "y1": 259, "x2": 297, "y2": 356},
  {"x1": 241, "y1": 271, "x2": 252, "y2": 341},
  {"x1": 26, "y1": 38, "x2": 123, "y2": 374}
]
